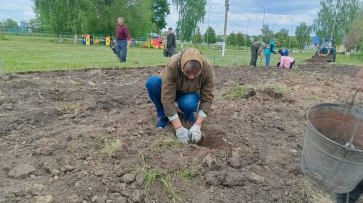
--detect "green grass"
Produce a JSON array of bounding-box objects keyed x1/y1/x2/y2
[
  {"x1": 133, "y1": 153, "x2": 179, "y2": 201},
  {"x1": 222, "y1": 85, "x2": 249, "y2": 100},
  {"x1": 271, "y1": 83, "x2": 287, "y2": 95},
  {"x1": 304, "y1": 94, "x2": 320, "y2": 101},
  {"x1": 0, "y1": 36, "x2": 362, "y2": 73}
]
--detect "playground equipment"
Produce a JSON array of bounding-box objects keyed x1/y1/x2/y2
[
  {"x1": 104, "y1": 36, "x2": 111, "y2": 46},
  {"x1": 82, "y1": 34, "x2": 93, "y2": 45},
  {"x1": 144, "y1": 36, "x2": 164, "y2": 49},
  {"x1": 301, "y1": 102, "x2": 363, "y2": 193}
]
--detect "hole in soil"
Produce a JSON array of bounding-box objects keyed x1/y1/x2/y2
[{"x1": 198, "y1": 136, "x2": 232, "y2": 151}]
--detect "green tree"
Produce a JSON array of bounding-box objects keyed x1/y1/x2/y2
[
  {"x1": 295, "y1": 22, "x2": 312, "y2": 49},
  {"x1": 33, "y1": 0, "x2": 70, "y2": 40},
  {"x1": 2, "y1": 18, "x2": 18, "y2": 29},
  {"x1": 227, "y1": 32, "x2": 237, "y2": 46},
  {"x1": 313, "y1": 0, "x2": 360, "y2": 45},
  {"x1": 204, "y1": 26, "x2": 217, "y2": 45},
  {"x1": 252, "y1": 35, "x2": 260, "y2": 43},
  {"x1": 261, "y1": 25, "x2": 273, "y2": 43},
  {"x1": 345, "y1": 10, "x2": 363, "y2": 50},
  {"x1": 274, "y1": 29, "x2": 289, "y2": 48},
  {"x1": 89, "y1": 0, "x2": 154, "y2": 37},
  {"x1": 172, "y1": 0, "x2": 206, "y2": 42},
  {"x1": 192, "y1": 28, "x2": 203, "y2": 46},
  {"x1": 236, "y1": 32, "x2": 245, "y2": 48},
  {"x1": 151, "y1": 0, "x2": 170, "y2": 34},
  {"x1": 246, "y1": 35, "x2": 252, "y2": 46}
]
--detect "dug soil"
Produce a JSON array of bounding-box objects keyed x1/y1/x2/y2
[{"x1": 0, "y1": 64, "x2": 361, "y2": 203}]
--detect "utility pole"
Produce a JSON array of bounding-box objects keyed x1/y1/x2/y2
[
  {"x1": 259, "y1": 5, "x2": 265, "y2": 42},
  {"x1": 222, "y1": 0, "x2": 229, "y2": 57},
  {"x1": 288, "y1": 17, "x2": 293, "y2": 49}
]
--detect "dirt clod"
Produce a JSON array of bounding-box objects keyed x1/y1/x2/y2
[
  {"x1": 228, "y1": 151, "x2": 242, "y2": 169},
  {"x1": 8, "y1": 163, "x2": 36, "y2": 178},
  {"x1": 36, "y1": 195, "x2": 53, "y2": 203},
  {"x1": 61, "y1": 165, "x2": 74, "y2": 172},
  {"x1": 121, "y1": 174, "x2": 136, "y2": 184},
  {"x1": 247, "y1": 172, "x2": 265, "y2": 184}
]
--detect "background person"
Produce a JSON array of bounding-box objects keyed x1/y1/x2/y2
[
  {"x1": 167, "y1": 27, "x2": 177, "y2": 57},
  {"x1": 265, "y1": 39, "x2": 277, "y2": 66},
  {"x1": 146, "y1": 48, "x2": 215, "y2": 144},
  {"x1": 278, "y1": 48, "x2": 289, "y2": 56},
  {"x1": 115, "y1": 17, "x2": 131, "y2": 63},
  {"x1": 250, "y1": 41, "x2": 266, "y2": 67},
  {"x1": 278, "y1": 56, "x2": 295, "y2": 69}
]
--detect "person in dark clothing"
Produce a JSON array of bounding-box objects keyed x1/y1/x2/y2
[
  {"x1": 278, "y1": 48, "x2": 289, "y2": 56},
  {"x1": 115, "y1": 17, "x2": 131, "y2": 63},
  {"x1": 167, "y1": 27, "x2": 177, "y2": 57},
  {"x1": 250, "y1": 41, "x2": 266, "y2": 67}
]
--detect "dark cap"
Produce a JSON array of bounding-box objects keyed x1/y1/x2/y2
[{"x1": 168, "y1": 27, "x2": 173, "y2": 30}]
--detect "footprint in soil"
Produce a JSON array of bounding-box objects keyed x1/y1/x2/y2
[{"x1": 198, "y1": 136, "x2": 232, "y2": 151}]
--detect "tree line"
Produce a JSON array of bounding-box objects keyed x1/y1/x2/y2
[{"x1": 1, "y1": 0, "x2": 362, "y2": 49}]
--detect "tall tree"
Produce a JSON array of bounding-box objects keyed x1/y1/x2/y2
[
  {"x1": 192, "y1": 28, "x2": 203, "y2": 47},
  {"x1": 274, "y1": 29, "x2": 289, "y2": 48},
  {"x1": 203, "y1": 26, "x2": 217, "y2": 45},
  {"x1": 151, "y1": 0, "x2": 170, "y2": 34},
  {"x1": 89, "y1": 0, "x2": 154, "y2": 37},
  {"x1": 33, "y1": 0, "x2": 70, "y2": 41},
  {"x1": 261, "y1": 25, "x2": 273, "y2": 44},
  {"x1": 295, "y1": 22, "x2": 312, "y2": 49},
  {"x1": 172, "y1": 0, "x2": 206, "y2": 42},
  {"x1": 227, "y1": 32, "x2": 237, "y2": 46},
  {"x1": 236, "y1": 32, "x2": 245, "y2": 48},
  {"x1": 313, "y1": 0, "x2": 360, "y2": 45},
  {"x1": 345, "y1": 10, "x2": 363, "y2": 50}
]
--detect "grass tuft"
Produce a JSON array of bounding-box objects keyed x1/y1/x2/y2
[
  {"x1": 57, "y1": 103, "x2": 84, "y2": 115},
  {"x1": 222, "y1": 85, "x2": 249, "y2": 100},
  {"x1": 100, "y1": 138, "x2": 121, "y2": 157}
]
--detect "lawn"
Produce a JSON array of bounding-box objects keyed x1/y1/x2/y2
[{"x1": 0, "y1": 35, "x2": 362, "y2": 73}]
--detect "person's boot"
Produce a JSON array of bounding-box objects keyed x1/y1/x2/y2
[
  {"x1": 156, "y1": 117, "x2": 169, "y2": 128},
  {"x1": 185, "y1": 113, "x2": 196, "y2": 123}
]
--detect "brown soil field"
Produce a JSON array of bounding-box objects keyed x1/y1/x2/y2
[{"x1": 0, "y1": 64, "x2": 361, "y2": 203}]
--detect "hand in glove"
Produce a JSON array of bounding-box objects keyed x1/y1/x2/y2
[
  {"x1": 188, "y1": 124, "x2": 202, "y2": 144},
  {"x1": 175, "y1": 126, "x2": 190, "y2": 143},
  {"x1": 273, "y1": 51, "x2": 277, "y2": 54}
]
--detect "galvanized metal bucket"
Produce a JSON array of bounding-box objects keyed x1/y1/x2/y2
[{"x1": 301, "y1": 103, "x2": 363, "y2": 193}]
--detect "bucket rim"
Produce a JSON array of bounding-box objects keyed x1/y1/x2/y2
[{"x1": 305, "y1": 102, "x2": 363, "y2": 153}]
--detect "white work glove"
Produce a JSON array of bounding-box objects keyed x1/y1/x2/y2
[
  {"x1": 175, "y1": 126, "x2": 190, "y2": 143},
  {"x1": 188, "y1": 124, "x2": 202, "y2": 144}
]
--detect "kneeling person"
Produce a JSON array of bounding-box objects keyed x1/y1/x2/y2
[
  {"x1": 278, "y1": 56, "x2": 295, "y2": 69},
  {"x1": 146, "y1": 48, "x2": 215, "y2": 144}
]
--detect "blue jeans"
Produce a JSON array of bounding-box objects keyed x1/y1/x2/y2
[
  {"x1": 115, "y1": 39, "x2": 128, "y2": 62},
  {"x1": 336, "y1": 180, "x2": 363, "y2": 203},
  {"x1": 146, "y1": 76, "x2": 199, "y2": 119},
  {"x1": 265, "y1": 53, "x2": 271, "y2": 66}
]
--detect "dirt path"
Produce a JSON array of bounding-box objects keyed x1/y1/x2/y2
[{"x1": 0, "y1": 64, "x2": 360, "y2": 203}]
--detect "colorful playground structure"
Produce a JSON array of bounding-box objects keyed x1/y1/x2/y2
[{"x1": 144, "y1": 36, "x2": 164, "y2": 49}]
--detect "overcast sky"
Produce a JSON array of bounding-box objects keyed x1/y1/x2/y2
[{"x1": 0, "y1": 0, "x2": 321, "y2": 36}]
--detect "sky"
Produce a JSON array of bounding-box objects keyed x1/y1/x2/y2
[{"x1": 0, "y1": 0, "x2": 322, "y2": 36}]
